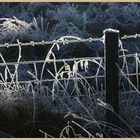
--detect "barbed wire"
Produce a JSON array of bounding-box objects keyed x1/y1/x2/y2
[
  {"x1": 0, "y1": 36, "x2": 103, "y2": 48},
  {"x1": 0, "y1": 34, "x2": 139, "y2": 86},
  {"x1": 121, "y1": 33, "x2": 140, "y2": 40},
  {"x1": 0, "y1": 33, "x2": 140, "y2": 49}
]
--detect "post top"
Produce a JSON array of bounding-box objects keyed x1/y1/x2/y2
[{"x1": 103, "y1": 28, "x2": 119, "y2": 34}]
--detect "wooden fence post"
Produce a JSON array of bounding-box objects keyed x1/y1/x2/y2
[{"x1": 104, "y1": 29, "x2": 119, "y2": 127}]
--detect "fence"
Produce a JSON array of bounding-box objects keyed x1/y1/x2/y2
[{"x1": 0, "y1": 28, "x2": 140, "y2": 128}]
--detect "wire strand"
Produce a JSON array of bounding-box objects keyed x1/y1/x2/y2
[
  {"x1": 121, "y1": 33, "x2": 140, "y2": 40},
  {"x1": 0, "y1": 53, "x2": 139, "y2": 66},
  {"x1": 0, "y1": 72, "x2": 139, "y2": 85},
  {"x1": 0, "y1": 36, "x2": 103, "y2": 48}
]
